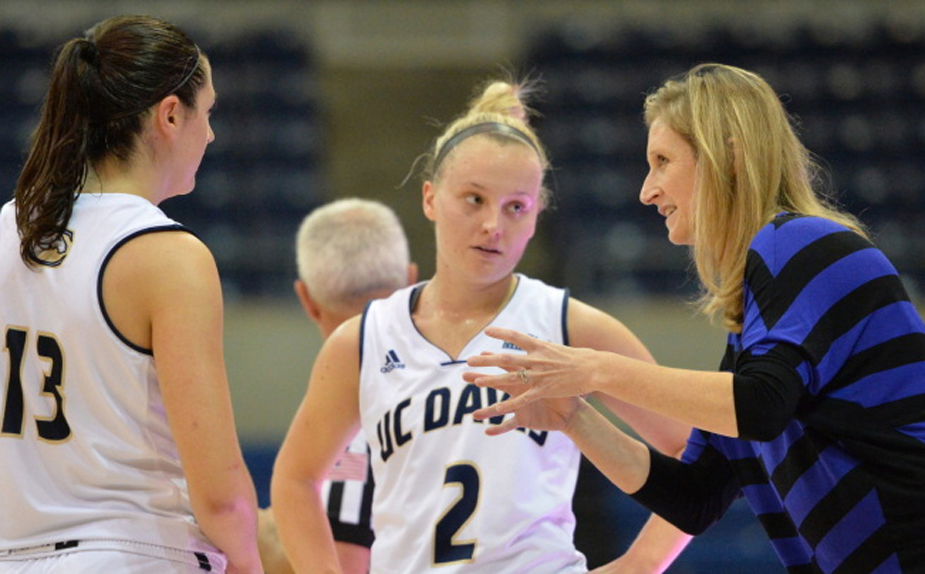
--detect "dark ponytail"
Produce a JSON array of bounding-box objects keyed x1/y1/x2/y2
[{"x1": 14, "y1": 15, "x2": 205, "y2": 266}]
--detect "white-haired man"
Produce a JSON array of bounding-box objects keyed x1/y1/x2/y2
[{"x1": 259, "y1": 198, "x2": 417, "y2": 574}]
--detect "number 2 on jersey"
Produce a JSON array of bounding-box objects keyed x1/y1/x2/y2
[
  {"x1": 434, "y1": 462, "x2": 480, "y2": 564},
  {"x1": 2, "y1": 326, "x2": 71, "y2": 442}
]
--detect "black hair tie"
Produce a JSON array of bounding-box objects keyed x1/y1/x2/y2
[{"x1": 80, "y1": 38, "x2": 99, "y2": 66}]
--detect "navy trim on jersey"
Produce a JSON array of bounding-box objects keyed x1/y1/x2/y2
[
  {"x1": 408, "y1": 284, "x2": 423, "y2": 314},
  {"x1": 402, "y1": 277, "x2": 531, "y2": 364},
  {"x1": 561, "y1": 287, "x2": 570, "y2": 347},
  {"x1": 97, "y1": 224, "x2": 191, "y2": 356},
  {"x1": 406, "y1": 284, "x2": 433, "y2": 358},
  {"x1": 359, "y1": 299, "x2": 374, "y2": 373}
]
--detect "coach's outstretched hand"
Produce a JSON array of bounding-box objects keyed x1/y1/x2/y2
[{"x1": 464, "y1": 326, "x2": 605, "y2": 428}]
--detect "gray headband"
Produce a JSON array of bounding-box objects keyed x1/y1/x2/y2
[
  {"x1": 168, "y1": 44, "x2": 202, "y2": 97},
  {"x1": 433, "y1": 122, "x2": 541, "y2": 172}
]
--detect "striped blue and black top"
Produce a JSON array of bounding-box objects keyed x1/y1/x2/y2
[{"x1": 638, "y1": 213, "x2": 925, "y2": 573}]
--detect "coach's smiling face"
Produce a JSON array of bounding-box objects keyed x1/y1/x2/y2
[{"x1": 640, "y1": 118, "x2": 698, "y2": 246}]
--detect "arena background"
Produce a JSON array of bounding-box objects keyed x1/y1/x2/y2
[{"x1": 2, "y1": 1, "x2": 924, "y2": 570}]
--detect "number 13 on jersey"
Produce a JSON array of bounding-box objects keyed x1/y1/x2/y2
[{"x1": 2, "y1": 326, "x2": 71, "y2": 442}]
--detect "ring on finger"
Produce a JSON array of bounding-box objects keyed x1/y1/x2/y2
[{"x1": 518, "y1": 369, "x2": 529, "y2": 384}]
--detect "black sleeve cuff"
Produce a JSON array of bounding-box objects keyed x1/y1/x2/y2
[
  {"x1": 733, "y1": 345, "x2": 807, "y2": 441},
  {"x1": 630, "y1": 446, "x2": 739, "y2": 535}
]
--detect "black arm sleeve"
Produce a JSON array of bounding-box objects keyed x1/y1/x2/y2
[
  {"x1": 630, "y1": 446, "x2": 740, "y2": 535},
  {"x1": 733, "y1": 346, "x2": 807, "y2": 441}
]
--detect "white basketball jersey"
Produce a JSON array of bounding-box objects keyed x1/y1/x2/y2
[
  {"x1": 359, "y1": 274, "x2": 587, "y2": 573},
  {"x1": 0, "y1": 193, "x2": 217, "y2": 553}
]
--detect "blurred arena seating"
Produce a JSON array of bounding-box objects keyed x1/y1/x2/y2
[
  {"x1": 0, "y1": 25, "x2": 323, "y2": 299},
  {"x1": 526, "y1": 16, "x2": 925, "y2": 300},
  {"x1": 3, "y1": 16, "x2": 922, "y2": 303}
]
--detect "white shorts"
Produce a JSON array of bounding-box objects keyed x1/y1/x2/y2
[{"x1": 0, "y1": 540, "x2": 226, "y2": 573}]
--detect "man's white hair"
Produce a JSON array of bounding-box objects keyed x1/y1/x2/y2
[{"x1": 296, "y1": 198, "x2": 410, "y2": 311}]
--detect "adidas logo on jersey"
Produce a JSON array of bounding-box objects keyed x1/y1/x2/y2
[{"x1": 380, "y1": 349, "x2": 406, "y2": 373}]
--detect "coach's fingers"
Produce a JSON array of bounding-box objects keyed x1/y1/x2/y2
[
  {"x1": 461, "y1": 370, "x2": 507, "y2": 387},
  {"x1": 473, "y1": 390, "x2": 538, "y2": 421},
  {"x1": 482, "y1": 327, "x2": 541, "y2": 351},
  {"x1": 483, "y1": 416, "x2": 521, "y2": 436},
  {"x1": 466, "y1": 351, "x2": 526, "y2": 371},
  {"x1": 464, "y1": 372, "x2": 529, "y2": 395}
]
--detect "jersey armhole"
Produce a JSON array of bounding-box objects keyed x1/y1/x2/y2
[
  {"x1": 359, "y1": 299, "x2": 376, "y2": 372},
  {"x1": 96, "y1": 224, "x2": 193, "y2": 355}
]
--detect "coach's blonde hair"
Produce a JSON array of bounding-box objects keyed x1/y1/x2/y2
[
  {"x1": 644, "y1": 63, "x2": 866, "y2": 332},
  {"x1": 423, "y1": 75, "x2": 552, "y2": 207}
]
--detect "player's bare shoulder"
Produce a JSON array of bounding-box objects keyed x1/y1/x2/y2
[
  {"x1": 566, "y1": 297, "x2": 653, "y2": 362},
  {"x1": 328, "y1": 314, "x2": 362, "y2": 350},
  {"x1": 314, "y1": 314, "x2": 362, "y2": 385}
]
